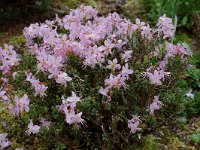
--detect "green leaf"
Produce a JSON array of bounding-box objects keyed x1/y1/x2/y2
[
  {"x1": 181, "y1": 42, "x2": 191, "y2": 53},
  {"x1": 181, "y1": 15, "x2": 188, "y2": 26}
]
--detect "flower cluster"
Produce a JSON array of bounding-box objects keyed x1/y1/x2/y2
[
  {"x1": 26, "y1": 120, "x2": 40, "y2": 136},
  {"x1": 99, "y1": 63, "x2": 133, "y2": 100},
  {"x1": 157, "y1": 14, "x2": 174, "y2": 39},
  {"x1": 128, "y1": 115, "x2": 141, "y2": 134},
  {"x1": 146, "y1": 41, "x2": 190, "y2": 86},
  {"x1": 149, "y1": 96, "x2": 163, "y2": 115},
  {"x1": 26, "y1": 118, "x2": 51, "y2": 136},
  {"x1": 0, "y1": 133, "x2": 12, "y2": 149},
  {"x1": 58, "y1": 92, "x2": 84, "y2": 125},
  {"x1": 7, "y1": 94, "x2": 30, "y2": 116},
  {"x1": 0, "y1": 88, "x2": 9, "y2": 101},
  {"x1": 25, "y1": 72, "x2": 48, "y2": 97},
  {"x1": 0, "y1": 44, "x2": 20, "y2": 74}
]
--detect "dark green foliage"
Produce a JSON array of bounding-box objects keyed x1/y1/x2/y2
[
  {"x1": 142, "y1": 0, "x2": 200, "y2": 28},
  {"x1": 189, "y1": 128, "x2": 200, "y2": 144},
  {"x1": 172, "y1": 51, "x2": 200, "y2": 117},
  {"x1": 0, "y1": 0, "x2": 52, "y2": 23}
]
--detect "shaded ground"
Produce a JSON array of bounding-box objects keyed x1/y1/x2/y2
[
  {"x1": 0, "y1": 22, "x2": 26, "y2": 45},
  {"x1": 0, "y1": 11, "x2": 55, "y2": 45}
]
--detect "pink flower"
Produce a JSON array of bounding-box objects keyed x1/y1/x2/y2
[
  {"x1": 0, "y1": 44, "x2": 20, "y2": 74},
  {"x1": 12, "y1": 72, "x2": 18, "y2": 80},
  {"x1": 147, "y1": 70, "x2": 163, "y2": 86},
  {"x1": 26, "y1": 120, "x2": 40, "y2": 136},
  {"x1": 174, "y1": 44, "x2": 192, "y2": 57},
  {"x1": 99, "y1": 87, "x2": 110, "y2": 96},
  {"x1": 157, "y1": 15, "x2": 174, "y2": 39},
  {"x1": 40, "y1": 118, "x2": 51, "y2": 130},
  {"x1": 122, "y1": 50, "x2": 132, "y2": 62},
  {"x1": 25, "y1": 72, "x2": 32, "y2": 82},
  {"x1": 115, "y1": 40, "x2": 127, "y2": 49},
  {"x1": 0, "y1": 78, "x2": 8, "y2": 85},
  {"x1": 158, "y1": 60, "x2": 168, "y2": 70},
  {"x1": 25, "y1": 72, "x2": 48, "y2": 97},
  {"x1": 56, "y1": 72, "x2": 72, "y2": 86},
  {"x1": 105, "y1": 74, "x2": 118, "y2": 87},
  {"x1": 0, "y1": 88, "x2": 9, "y2": 101},
  {"x1": 0, "y1": 133, "x2": 12, "y2": 149},
  {"x1": 106, "y1": 58, "x2": 121, "y2": 70},
  {"x1": 36, "y1": 51, "x2": 49, "y2": 72},
  {"x1": 0, "y1": 133, "x2": 8, "y2": 141},
  {"x1": 8, "y1": 94, "x2": 30, "y2": 116},
  {"x1": 0, "y1": 63, "x2": 11, "y2": 74},
  {"x1": 149, "y1": 96, "x2": 163, "y2": 115},
  {"x1": 121, "y1": 63, "x2": 133, "y2": 79},
  {"x1": 132, "y1": 18, "x2": 145, "y2": 31},
  {"x1": 65, "y1": 91, "x2": 81, "y2": 108},
  {"x1": 128, "y1": 115, "x2": 141, "y2": 134},
  {"x1": 60, "y1": 92, "x2": 84, "y2": 125},
  {"x1": 34, "y1": 84, "x2": 48, "y2": 97},
  {"x1": 19, "y1": 94, "x2": 30, "y2": 113},
  {"x1": 186, "y1": 89, "x2": 194, "y2": 99},
  {"x1": 66, "y1": 111, "x2": 84, "y2": 125},
  {"x1": 99, "y1": 39, "x2": 115, "y2": 55},
  {"x1": 15, "y1": 147, "x2": 24, "y2": 150}
]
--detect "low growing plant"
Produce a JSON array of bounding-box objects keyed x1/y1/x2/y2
[{"x1": 0, "y1": 6, "x2": 192, "y2": 149}]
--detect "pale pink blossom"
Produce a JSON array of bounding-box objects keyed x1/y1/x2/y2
[
  {"x1": 147, "y1": 70, "x2": 163, "y2": 86},
  {"x1": 25, "y1": 72, "x2": 48, "y2": 97},
  {"x1": 15, "y1": 147, "x2": 24, "y2": 150},
  {"x1": 66, "y1": 92, "x2": 81, "y2": 108},
  {"x1": 12, "y1": 72, "x2": 18, "y2": 80},
  {"x1": 99, "y1": 39, "x2": 115, "y2": 55},
  {"x1": 0, "y1": 88, "x2": 9, "y2": 101},
  {"x1": 106, "y1": 58, "x2": 121, "y2": 70},
  {"x1": 149, "y1": 96, "x2": 163, "y2": 115},
  {"x1": 141, "y1": 24, "x2": 153, "y2": 40},
  {"x1": 59, "y1": 92, "x2": 84, "y2": 125},
  {"x1": 56, "y1": 72, "x2": 72, "y2": 86},
  {"x1": 157, "y1": 14, "x2": 174, "y2": 39},
  {"x1": 40, "y1": 118, "x2": 51, "y2": 130},
  {"x1": 122, "y1": 50, "x2": 132, "y2": 62},
  {"x1": 26, "y1": 120, "x2": 40, "y2": 136},
  {"x1": 99, "y1": 87, "x2": 110, "y2": 96},
  {"x1": 186, "y1": 89, "x2": 194, "y2": 99},
  {"x1": 8, "y1": 94, "x2": 30, "y2": 116},
  {"x1": 66, "y1": 111, "x2": 84, "y2": 125},
  {"x1": 133, "y1": 18, "x2": 145, "y2": 30},
  {"x1": 128, "y1": 115, "x2": 141, "y2": 134},
  {"x1": 121, "y1": 63, "x2": 133, "y2": 79},
  {"x1": 0, "y1": 133, "x2": 12, "y2": 149}
]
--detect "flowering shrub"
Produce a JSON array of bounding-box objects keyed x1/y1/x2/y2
[{"x1": 0, "y1": 6, "x2": 191, "y2": 149}]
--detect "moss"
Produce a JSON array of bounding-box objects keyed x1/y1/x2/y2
[
  {"x1": 143, "y1": 135, "x2": 157, "y2": 150},
  {"x1": 167, "y1": 137, "x2": 184, "y2": 149},
  {"x1": 124, "y1": 0, "x2": 147, "y2": 22},
  {"x1": 131, "y1": 134, "x2": 157, "y2": 150},
  {"x1": 8, "y1": 35, "x2": 26, "y2": 45}
]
